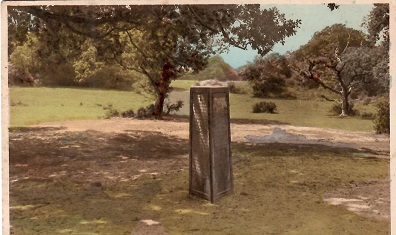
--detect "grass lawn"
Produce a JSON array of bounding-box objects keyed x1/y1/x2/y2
[
  {"x1": 8, "y1": 84, "x2": 389, "y2": 234},
  {"x1": 171, "y1": 79, "x2": 199, "y2": 90},
  {"x1": 9, "y1": 85, "x2": 377, "y2": 132},
  {"x1": 9, "y1": 87, "x2": 152, "y2": 127},
  {"x1": 229, "y1": 94, "x2": 376, "y2": 132},
  {"x1": 171, "y1": 80, "x2": 377, "y2": 132}
]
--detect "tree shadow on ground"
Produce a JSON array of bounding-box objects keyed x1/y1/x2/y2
[{"x1": 8, "y1": 127, "x2": 389, "y2": 235}]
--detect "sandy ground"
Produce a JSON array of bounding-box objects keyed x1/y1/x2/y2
[{"x1": 33, "y1": 118, "x2": 390, "y2": 157}]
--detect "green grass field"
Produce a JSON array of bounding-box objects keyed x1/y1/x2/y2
[
  {"x1": 9, "y1": 87, "x2": 152, "y2": 127},
  {"x1": 9, "y1": 84, "x2": 377, "y2": 132}
]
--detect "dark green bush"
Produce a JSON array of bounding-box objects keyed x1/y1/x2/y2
[
  {"x1": 252, "y1": 76, "x2": 286, "y2": 98},
  {"x1": 41, "y1": 63, "x2": 77, "y2": 87},
  {"x1": 136, "y1": 104, "x2": 155, "y2": 119},
  {"x1": 252, "y1": 101, "x2": 277, "y2": 114},
  {"x1": 374, "y1": 97, "x2": 390, "y2": 134},
  {"x1": 121, "y1": 109, "x2": 135, "y2": 118}
]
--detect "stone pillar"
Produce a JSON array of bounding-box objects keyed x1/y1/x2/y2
[{"x1": 189, "y1": 86, "x2": 233, "y2": 203}]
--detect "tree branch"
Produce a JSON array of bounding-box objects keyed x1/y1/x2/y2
[{"x1": 300, "y1": 59, "x2": 342, "y2": 95}]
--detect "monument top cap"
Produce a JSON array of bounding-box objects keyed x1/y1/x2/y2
[{"x1": 192, "y1": 79, "x2": 227, "y2": 87}]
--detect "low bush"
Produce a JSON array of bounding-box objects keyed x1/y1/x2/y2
[
  {"x1": 329, "y1": 103, "x2": 359, "y2": 116},
  {"x1": 121, "y1": 109, "x2": 135, "y2": 118},
  {"x1": 165, "y1": 100, "x2": 184, "y2": 115},
  {"x1": 135, "y1": 104, "x2": 155, "y2": 119},
  {"x1": 252, "y1": 101, "x2": 277, "y2": 114},
  {"x1": 104, "y1": 107, "x2": 120, "y2": 119}
]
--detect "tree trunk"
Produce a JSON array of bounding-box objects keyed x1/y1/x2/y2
[
  {"x1": 153, "y1": 90, "x2": 166, "y2": 118},
  {"x1": 340, "y1": 88, "x2": 350, "y2": 117},
  {"x1": 152, "y1": 61, "x2": 175, "y2": 118}
]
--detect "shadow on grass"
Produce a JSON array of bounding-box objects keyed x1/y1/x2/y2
[
  {"x1": 232, "y1": 142, "x2": 388, "y2": 160},
  {"x1": 8, "y1": 127, "x2": 389, "y2": 235}
]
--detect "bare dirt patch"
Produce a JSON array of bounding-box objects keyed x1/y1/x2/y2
[{"x1": 323, "y1": 179, "x2": 390, "y2": 220}]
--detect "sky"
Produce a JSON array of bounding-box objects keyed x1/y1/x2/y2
[{"x1": 220, "y1": 4, "x2": 374, "y2": 69}]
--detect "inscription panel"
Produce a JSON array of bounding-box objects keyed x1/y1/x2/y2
[
  {"x1": 190, "y1": 93, "x2": 211, "y2": 197},
  {"x1": 211, "y1": 93, "x2": 232, "y2": 196}
]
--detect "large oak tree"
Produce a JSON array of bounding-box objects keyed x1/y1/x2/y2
[
  {"x1": 9, "y1": 5, "x2": 301, "y2": 117},
  {"x1": 292, "y1": 24, "x2": 385, "y2": 116}
]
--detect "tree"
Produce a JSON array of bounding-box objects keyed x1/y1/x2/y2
[
  {"x1": 364, "y1": 3, "x2": 389, "y2": 47},
  {"x1": 10, "y1": 5, "x2": 301, "y2": 117},
  {"x1": 292, "y1": 24, "x2": 384, "y2": 116},
  {"x1": 364, "y1": 4, "x2": 390, "y2": 133},
  {"x1": 240, "y1": 53, "x2": 292, "y2": 98},
  {"x1": 363, "y1": 4, "x2": 390, "y2": 95}
]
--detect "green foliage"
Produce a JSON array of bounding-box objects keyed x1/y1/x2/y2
[
  {"x1": 364, "y1": 4, "x2": 389, "y2": 46},
  {"x1": 72, "y1": 39, "x2": 105, "y2": 81},
  {"x1": 11, "y1": 5, "x2": 300, "y2": 116},
  {"x1": 292, "y1": 23, "x2": 387, "y2": 116},
  {"x1": 104, "y1": 106, "x2": 135, "y2": 119},
  {"x1": 165, "y1": 100, "x2": 184, "y2": 115},
  {"x1": 240, "y1": 53, "x2": 294, "y2": 98},
  {"x1": 40, "y1": 63, "x2": 77, "y2": 87},
  {"x1": 293, "y1": 24, "x2": 368, "y2": 60},
  {"x1": 104, "y1": 105, "x2": 121, "y2": 119},
  {"x1": 252, "y1": 101, "x2": 277, "y2": 113},
  {"x1": 251, "y1": 77, "x2": 288, "y2": 98},
  {"x1": 121, "y1": 109, "x2": 135, "y2": 118},
  {"x1": 135, "y1": 105, "x2": 155, "y2": 119},
  {"x1": 9, "y1": 33, "x2": 41, "y2": 76},
  {"x1": 374, "y1": 97, "x2": 390, "y2": 134},
  {"x1": 78, "y1": 65, "x2": 142, "y2": 91}
]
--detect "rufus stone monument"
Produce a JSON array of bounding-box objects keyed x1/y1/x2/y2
[{"x1": 189, "y1": 86, "x2": 233, "y2": 203}]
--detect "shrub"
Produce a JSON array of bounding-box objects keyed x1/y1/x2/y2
[
  {"x1": 104, "y1": 108, "x2": 120, "y2": 119},
  {"x1": 79, "y1": 66, "x2": 138, "y2": 91},
  {"x1": 252, "y1": 76, "x2": 286, "y2": 98},
  {"x1": 121, "y1": 109, "x2": 135, "y2": 118},
  {"x1": 252, "y1": 101, "x2": 277, "y2": 114},
  {"x1": 135, "y1": 104, "x2": 155, "y2": 119},
  {"x1": 360, "y1": 112, "x2": 375, "y2": 120},
  {"x1": 165, "y1": 100, "x2": 184, "y2": 115},
  {"x1": 374, "y1": 97, "x2": 390, "y2": 134},
  {"x1": 41, "y1": 63, "x2": 77, "y2": 87},
  {"x1": 329, "y1": 103, "x2": 359, "y2": 116}
]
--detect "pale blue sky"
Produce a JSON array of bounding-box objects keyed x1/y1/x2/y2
[{"x1": 220, "y1": 4, "x2": 374, "y2": 68}]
